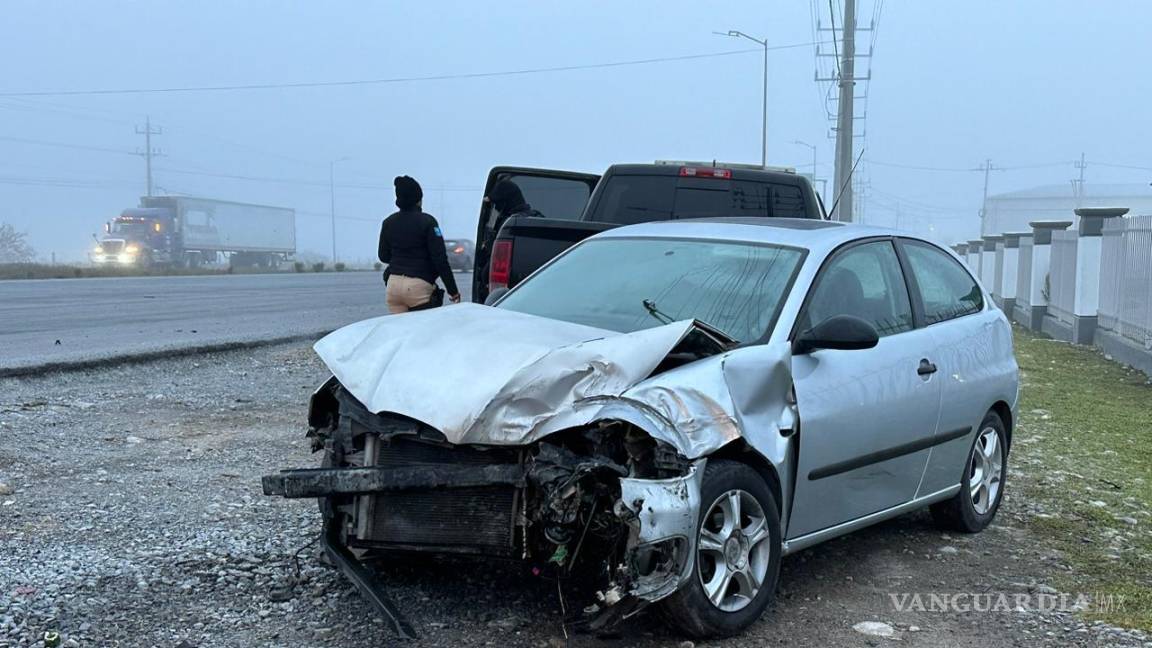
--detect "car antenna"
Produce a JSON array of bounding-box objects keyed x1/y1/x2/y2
[{"x1": 828, "y1": 148, "x2": 865, "y2": 219}]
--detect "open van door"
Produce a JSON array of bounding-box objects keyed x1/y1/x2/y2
[{"x1": 473, "y1": 166, "x2": 600, "y2": 302}]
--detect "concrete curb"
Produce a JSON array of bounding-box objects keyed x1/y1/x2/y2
[{"x1": 0, "y1": 329, "x2": 334, "y2": 379}]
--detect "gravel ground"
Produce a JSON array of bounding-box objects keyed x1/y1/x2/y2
[{"x1": 1, "y1": 344, "x2": 1149, "y2": 647}]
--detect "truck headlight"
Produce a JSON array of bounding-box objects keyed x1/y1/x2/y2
[{"x1": 125, "y1": 244, "x2": 140, "y2": 254}]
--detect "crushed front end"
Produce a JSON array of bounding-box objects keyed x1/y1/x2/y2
[{"x1": 262, "y1": 379, "x2": 703, "y2": 636}]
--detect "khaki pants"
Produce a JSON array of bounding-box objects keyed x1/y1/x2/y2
[{"x1": 386, "y1": 275, "x2": 435, "y2": 313}]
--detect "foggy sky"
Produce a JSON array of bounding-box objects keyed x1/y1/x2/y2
[{"x1": 2, "y1": 1, "x2": 1150, "y2": 263}]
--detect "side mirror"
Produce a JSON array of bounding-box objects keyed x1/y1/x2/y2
[
  {"x1": 793, "y1": 315, "x2": 879, "y2": 355},
  {"x1": 484, "y1": 286, "x2": 510, "y2": 306}
]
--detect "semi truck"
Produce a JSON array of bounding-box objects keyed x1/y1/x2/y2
[{"x1": 91, "y1": 196, "x2": 296, "y2": 268}]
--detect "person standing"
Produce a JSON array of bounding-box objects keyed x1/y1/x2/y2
[
  {"x1": 378, "y1": 175, "x2": 461, "y2": 313},
  {"x1": 487, "y1": 178, "x2": 542, "y2": 241},
  {"x1": 476, "y1": 179, "x2": 543, "y2": 302}
]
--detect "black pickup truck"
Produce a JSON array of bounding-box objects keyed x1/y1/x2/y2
[{"x1": 471, "y1": 162, "x2": 826, "y2": 303}]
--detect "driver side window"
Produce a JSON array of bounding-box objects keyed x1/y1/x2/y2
[{"x1": 802, "y1": 241, "x2": 914, "y2": 337}]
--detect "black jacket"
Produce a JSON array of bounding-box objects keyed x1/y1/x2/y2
[{"x1": 378, "y1": 209, "x2": 459, "y2": 296}]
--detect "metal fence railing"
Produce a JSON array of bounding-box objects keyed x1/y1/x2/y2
[
  {"x1": 1098, "y1": 215, "x2": 1152, "y2": 349},
  {"x1": 1048, "y1": 231, "x2": 1078, "y2": 325},
  {"x1": 1016, "y1": 236, "x2": 1034, "y2": 308}
]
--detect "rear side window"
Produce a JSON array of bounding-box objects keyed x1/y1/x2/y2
[
  {"x1": 802, "y1": 241, "x2": 914, "y2": 337},
  {"x1": 590, "y1": 175, "x2": 809, "y2": 224},
  {"x1": 901, "y1": 239, "x2": 984, "y2": 324}
]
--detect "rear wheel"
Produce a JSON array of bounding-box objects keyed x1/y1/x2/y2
[
  {"x1": 660, "y1": 460, "x2": 781, "y2": 638},
  {"x1": 930, "y1": 410, "x2": 1007, "y2": 533}
]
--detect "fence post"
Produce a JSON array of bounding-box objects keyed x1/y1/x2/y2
[
  {"x1": 1070, "y1": 207, "x2": 1129, "y2": 344},
  {"x1": 1013, "y1": 233, "x2": 1034, "y2": 325},
  {"x1": 1025, "y1": 220, "x2": 1073, "y2": 331},
  {"x1": 998, "y1": 233, "x2": 1027, "y2": 316},
  {"x1": 981, "y1": 235, "x2": 1003, "y2": 298},
  {"x1": 967, "y1": 239, "x2": 984, "y2": 275}
]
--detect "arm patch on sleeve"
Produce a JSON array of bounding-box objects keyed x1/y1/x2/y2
[{"x1": 433, "y1": 226, "x2": 443, "y2": 237}]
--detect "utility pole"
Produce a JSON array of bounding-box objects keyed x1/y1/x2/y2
[
  {"x1": 760, "y1": 38, "x2": 768, "y2": 167},
  {"x1": 979, "y1": 158, "x2": 993, "y2": 219},
  {"x1": 329, "y1": 156, "x2": 350, "y2": 264},
  {"x1": 1074, "y1": 152, "x2": 1087, "y2": 206},
  {"x1": 977, "y1": 158, "x2": 1002, "y2": 235},
  {"x1": 329, "y1": 161, "x2": 338, "y2": 265},
  {"x1": 135, "y1": 116, "x2": 162, "y2": 197},
  {"x1": 831, "y1": 0, "x2": 856, "y2": 221}
]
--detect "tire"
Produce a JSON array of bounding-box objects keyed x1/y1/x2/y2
[
  {"x1": 659, "y1": 460, "x2": 781, "y2": 638},
  {"x1": 930, "y1": 410, "x2": 1007, "y2": 533}
]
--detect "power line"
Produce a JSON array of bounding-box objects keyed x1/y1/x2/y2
[
  {"x1": 864, "y1": 158, "x2": 1076, "y2": 173},
  {"x1": 0, "y1": 135, "x2": 135, "y2": 156},
  {"x1": 152, "y1": 166, "x2": 476, "y2": 192},
  {"x1": 1094, "y1": 161, "x2": 1152, "y2": 172},
  {"x1": 0, "y1": 44, "x2": 824, "y2": 97}
]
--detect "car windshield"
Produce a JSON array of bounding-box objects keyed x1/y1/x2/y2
[{"x1": 498, "y1": 237, "x2": 804, "y2": 342}]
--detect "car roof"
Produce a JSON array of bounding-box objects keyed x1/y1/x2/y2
[{"x1": 592, "y1": 217, "x2": 932, "y2": 256}]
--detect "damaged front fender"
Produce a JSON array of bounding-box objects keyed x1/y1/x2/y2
[{"x1": 616, "y1": 461, "x2": 705, "y2": 602}]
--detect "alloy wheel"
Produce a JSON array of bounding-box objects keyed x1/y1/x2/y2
[
  {"x1": 968, "y1": 426, "x2": 1003, "y2": 515},
  {"x1": 696, "y1": 489, "x2": 773, "y2": 612}
]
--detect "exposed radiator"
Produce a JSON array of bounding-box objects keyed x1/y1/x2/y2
[{"x1": 353, "y1": 434, "x2": 520, "y2": 556}]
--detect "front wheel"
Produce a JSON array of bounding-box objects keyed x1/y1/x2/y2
[
  {"x1": 659, "y1": 460, "x2": 781, "y2": 638},
  {"x1": 931, "y1": 410, "x2": 1007, "y2": 533}
]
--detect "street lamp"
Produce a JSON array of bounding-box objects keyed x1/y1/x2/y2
[
  {"x1": 794, "y1": 140, "x2": 819, "y2": 199},
  {"x1": 715, "y1": 29, "x2": 768, "y2": 167},
  {"x1": 329, "y1": 156, "x2": 351, "y2": 264}
]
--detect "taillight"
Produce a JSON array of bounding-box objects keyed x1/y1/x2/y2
[
  {"x1": 489, "y1": 239, "x2": 513, "y2": 290},
  {"x1": 454, "y1": 246, "x2": 465, "y2": 253},
  {"x1": 680, "y1": 166, "x2": 732, "y2": 179}
]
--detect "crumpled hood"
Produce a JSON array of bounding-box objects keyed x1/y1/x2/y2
[{"x1": 314, "y1": 303, "x2": 699, "y2": 446}]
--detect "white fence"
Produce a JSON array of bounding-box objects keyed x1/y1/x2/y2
[
  {"x1": 1098, "y1": 215, "x2": 1152, "y2": 349},
  {"x1": 1047, "y1": 231, "x2": 1078, "y2": 325},
  {"x1": 961, "y1": 211, "x2": 1152, "y2": 374}
]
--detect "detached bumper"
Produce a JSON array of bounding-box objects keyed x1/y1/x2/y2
[{"x1": 261, "y1": 464, "x2": 524, "y2": 498}]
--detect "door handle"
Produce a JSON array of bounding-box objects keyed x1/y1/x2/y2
[{"x1": 917, "y1": 359, "x2": 938, "y2": 376}]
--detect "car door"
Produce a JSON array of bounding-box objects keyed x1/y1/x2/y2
[
  {"x1": 472, "y1": 167, "x2": 600, "y2": 299},
  {"x1": 787, "y1": 239, "x2": 943, "y2": 539},
  {"x1": 896, "y1": 238, "x2": 1015, "y2": 496}
]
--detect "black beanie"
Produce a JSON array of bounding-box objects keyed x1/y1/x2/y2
[
  {"x1": 489, "y1": 179, "x2": 526, "y2": 215},
  {"x1": 394, "y1": 175, "x2": 423, "y2": 210}
]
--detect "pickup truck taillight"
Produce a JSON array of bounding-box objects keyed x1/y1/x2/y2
[{"x1": 489, "y1": 239, "x2": 513, "y2": 291}]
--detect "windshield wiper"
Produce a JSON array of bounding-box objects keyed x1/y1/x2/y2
[
  {"x1": 642, "y1": 299, "x2": 741, "y2": 348},
  {"x1": 642, "y1": 299, "x2": 674, "y2": 324}
]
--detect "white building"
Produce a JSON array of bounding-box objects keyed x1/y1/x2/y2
[{"x1": 982, "y1": 183, "x2": 1152, "y2": 235}]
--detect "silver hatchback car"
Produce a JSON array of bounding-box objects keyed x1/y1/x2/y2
[{"x1": 264, "y1": 218, "x2": 1019, "y2": 638}]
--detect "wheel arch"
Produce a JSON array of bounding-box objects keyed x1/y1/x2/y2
[
  {"x1": 989, "y1": 400, "x2": 1013, "y2": 452},
  {"x1": 709, "y1": 440, "x2": 783, "y2": 517}
]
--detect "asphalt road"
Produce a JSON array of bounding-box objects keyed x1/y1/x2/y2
[{"x1": 0, "y1": 271, "x2": 472, "y2": 372}]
